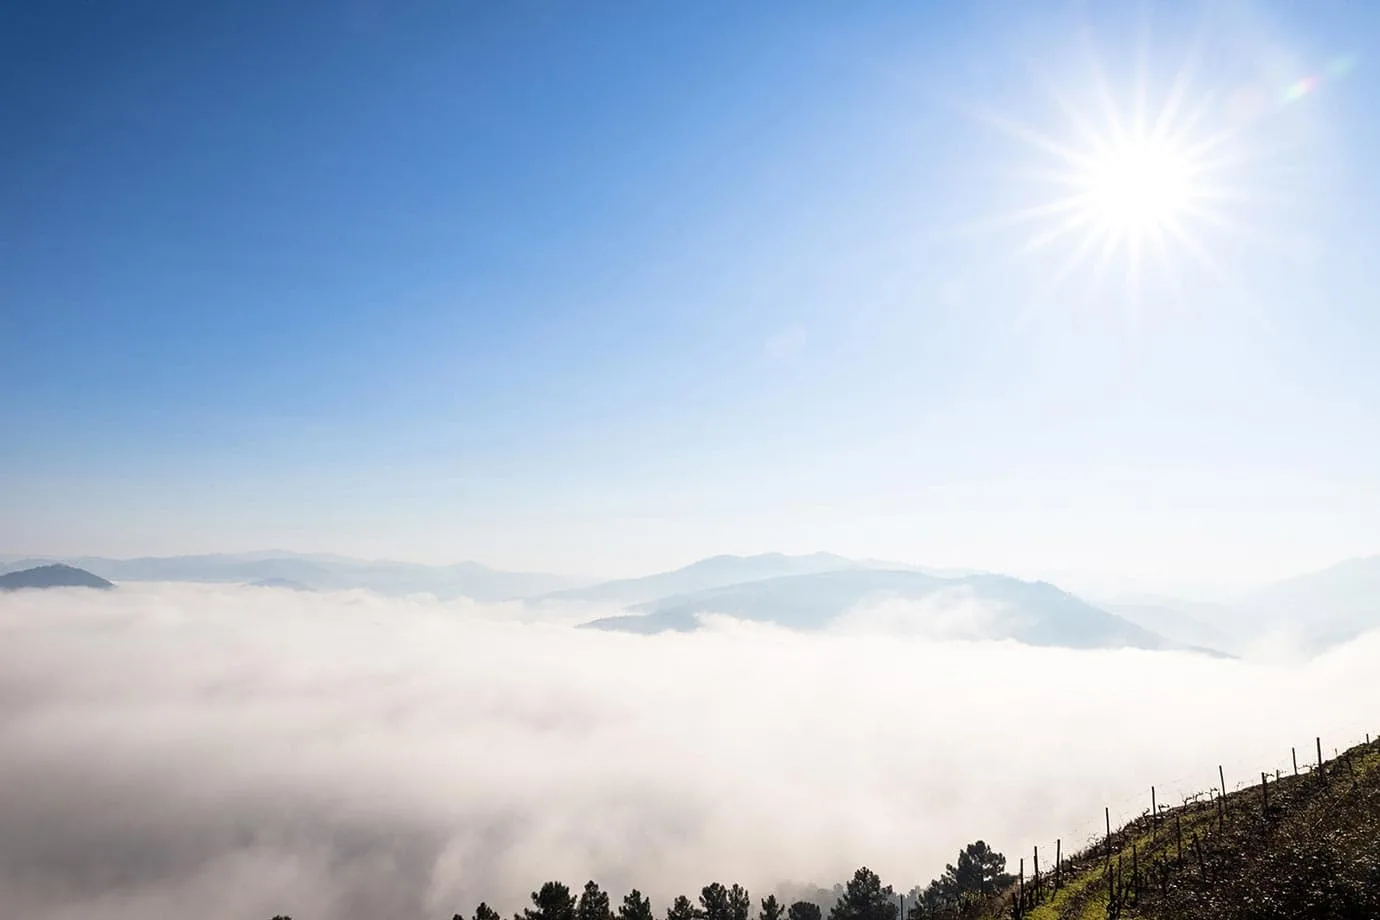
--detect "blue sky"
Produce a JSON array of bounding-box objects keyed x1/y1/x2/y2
[{"x1": 3, "y1": 0, "x2": 1379, "y2": 592}]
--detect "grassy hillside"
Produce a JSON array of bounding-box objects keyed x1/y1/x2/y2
[{"x1": 989, "y1": 735, "x2": 1380, "y2": 920}]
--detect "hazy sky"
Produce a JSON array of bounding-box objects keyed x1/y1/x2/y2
[{"x1": 4, "y1": 1, "x2": 1380, "y2": 589}]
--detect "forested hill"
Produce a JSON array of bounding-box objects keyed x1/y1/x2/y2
[{"x1": 0, "y1": 563, "x2": 113, "y2": 590}]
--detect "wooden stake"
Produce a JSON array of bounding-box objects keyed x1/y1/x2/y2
[
  {"x1": 1261, "y1": 771, "x2": 1269, "y2": 813},
  {"x1": 1318, "y1": 736, "x2": 1324, "y2": 777},
  {"x1": 1055, "y1": 838, "x2": 1061, "y2": 891},
  {"x1": 1293, "y1": 747, "x2": 1298, "y2": 777},
  {"x1": 1151, "y1": 786, "x2": 1158, "y2": 828},
  {"x1": 1033, "y1": 845, "x2": 1040, "y2": 902},
  {"x1": 1219, "y1": 764, "x2": 1226, "y2": 798},
  {"x1": 1106, "y1": 807, "x2": 1112, "y2": 864},
  {"x1": 1018, "y1": 857, "x2": 1024, "y2": 916}
]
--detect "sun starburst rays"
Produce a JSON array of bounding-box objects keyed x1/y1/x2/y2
[{"x1": 966, "y1": 45, "x2": 1265, "y2": 322}]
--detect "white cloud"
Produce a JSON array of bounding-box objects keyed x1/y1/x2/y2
[{"x1": 1, "y1": 583, "x2": 1377, "y2": 919}]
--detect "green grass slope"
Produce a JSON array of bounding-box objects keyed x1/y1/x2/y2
[{"x1": 985, "y1": 736, "x2": 1380, "y2": 920}]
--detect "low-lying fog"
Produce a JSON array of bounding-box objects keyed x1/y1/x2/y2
[{"x1": 2, "y1": 584, "x2": 1377, "y2": 919}]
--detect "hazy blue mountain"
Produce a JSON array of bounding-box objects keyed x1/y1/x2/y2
[
  {"x1": 582, "y1": 568, "x2": 1211, "y2": 652},
  {"x1": 857, "y1": 558, "x2": 988, "y2": 579},
  {"x1": 0, "y1": 552, "x2": 589, "y2": 601},
  {"x1": 1236, "y1": 555, "x2": 1380, "y2": 651},
  {"x1": 0, "y1": 564, "x2": 114, "y2": 591},
  {"x1": 1100, "y1": 599, "x2": 1242, "y2": 655},
  {"x1": 533, "y1": 552, "x2": 873, "y2": 606},
  {"x1": 0, "y1": 558, "x2": 59, "y2": 575}
]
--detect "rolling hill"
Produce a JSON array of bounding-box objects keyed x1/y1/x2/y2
[
  {"x1": 1100, "y1": 599, "x2": 1242, "y2": 656},
  {"x1": 0, "y1": 552, "x2": 590, "y2": 601},
  {"x1": 582, "y1": 569, "x2": 1208, "y2": 652},
  {"x1": 1235, "y1": 555, "x2": 1380, "y2": 652},
  {"x1": 530, "y1": 551, "x2": 983, "y2": 608},
  {"x1": 0, "y1": 564, "x2": 114, "y2": 591},
  {"x1": 533, "y1": 552, "x2": 866, "y2": 607}
]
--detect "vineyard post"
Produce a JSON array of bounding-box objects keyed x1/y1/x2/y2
[
  {"x1": 1292, "y1": 747, "x2": 1298, "y2": 777},
  {"x1": 1261, "y1": 771, "x2": 1269, "y2": 813},
  {"x1": 1217, "y1": 767, "x2": 1227, "y2": 829},
  {"x1": 1105, "y1": 807, "x2": 1112, "y2": 865},
  {"x1": 1317, "y1": 736, "x2": 1324, "y2": 778},
  {"x1": 1033, "y1": 845, "x2": 1040, "y2": 902},
  {"x1": 1055, "y1": 838, "x2": 1061, "y2": 891},
  {"x1": 1018, "y1": 857, "x2": 1024, "y2": 917},
  {"x1": 1151, "y1": 786, "x2": 1157, "y2": 830}
]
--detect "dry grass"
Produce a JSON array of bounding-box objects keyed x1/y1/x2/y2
[{"x1": 984, "y1": 737, "x2": 1380, "y2": 920}]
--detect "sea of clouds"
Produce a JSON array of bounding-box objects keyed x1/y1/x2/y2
[{"x1": 2, "y1": 583, "x2": 1377, "y2": 920}]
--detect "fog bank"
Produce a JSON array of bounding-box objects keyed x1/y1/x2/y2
[{"x1": 2, "y1": 584, "x2": 1377, "y2": 919}]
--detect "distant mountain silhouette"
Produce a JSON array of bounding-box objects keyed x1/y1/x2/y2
[
  {"x1": 1101, "y1": 599, "x2": 1241, "y2": 655},
  {"x1": 0, "y1": 552, "x2": 589, "y2": 601},
  {"x1": 1235, "y1": 554, "x2": 1380, "y2": 651},
  {"x1": 583, "y1": 569, "x2": 1222, "y2": 653},
  {"x1": 0, "y1": 564, "x2": 114, "y2": 591},
  {"x1": 534, "y1": 552, "x2": 882, "y2": 606}
]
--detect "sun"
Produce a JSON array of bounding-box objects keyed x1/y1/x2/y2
[
  {"x1": 1083, "y1": 135, "x2": 1196, "y2": 236},
  {"x1": 993, "y1": 105, "x2": 1229, "y2": 306},
  {"x1": 955, "y1": 36, "x2": 1277, "y2": 313}
]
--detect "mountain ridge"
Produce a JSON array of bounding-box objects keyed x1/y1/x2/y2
[
  {"x1": 0, "y1": 552, "x2": 591, "y2": 601},
  {"x1": 0, "y1": 563, "x2": 114, "y2": 591},
  {"x1": 581, "y1": 568, "x2": 1224, "y2": 653}
]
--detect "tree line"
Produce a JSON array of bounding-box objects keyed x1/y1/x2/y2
[{"x1": 269, "y1": 840, "x2": 1014, "y2": 920}]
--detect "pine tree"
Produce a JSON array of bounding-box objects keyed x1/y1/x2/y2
[
  {"x1": 759, "y1": 894, "x2": 786, "y2": 920},
  {"x1": 938, "y1": 841, "x2": 1012, "y2": 900},
  {"x1": 619, "y1": 889, "x2": 655, "y2": 920},
  {"x1": 728, "y1": 884, "x2": 752, "y2": 920},
  {"x1": 787, "y1": 901, "x2": 822, "y2": 920},
  {"x1": 668, "y1": 895, "x2": 702, "y2": 920},
  {"x1": 827, "y1": 868, "x2": 897, "y2": 920},
  {"x1": 700, "y1": 884, "x2": 730, "y2": 920},
  {"x1": 523, "y1": 882, "x2": 579, "y2": 920},
  {"x1": 578, "y1": 881, "x2": 613, "y2": 920}
]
